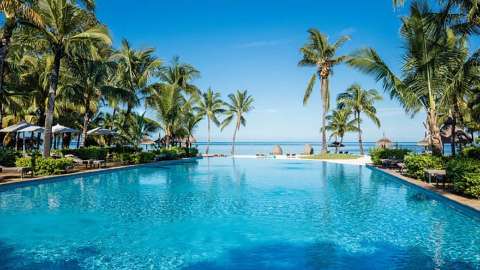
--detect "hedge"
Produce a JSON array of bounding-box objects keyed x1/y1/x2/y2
[
  {"x1": 446, "y1": 158, "x2": 480, "y2": 198},
  {"x1": 404, "y1": 154, "x2": 445, "y2": 180},
  {"x1": 0, "y1": 148, "x2": 20, "y2": 167},
  {"x1": 370, "y1": 148, "x2": 412, "y2": 165},
  {"x1": 61, "y1": 146, "x2": 107, "y2": 160},
  {"x1": 461, "y1": 147, "x2": 480, "y2": 160},
  {"x1": 16, "y1": 157, "x2": 74, "y2": 176}
]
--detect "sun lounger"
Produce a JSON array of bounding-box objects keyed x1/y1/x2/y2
[
  {"x1": 0, "y1": 165, "x2": 33, "y2": 179},
  {"x1": 91, "y1": 160, "x2": 106, "y2": 168},
  {"x1": 65, "y1": 154, "x2": 91, "y2": 168}
]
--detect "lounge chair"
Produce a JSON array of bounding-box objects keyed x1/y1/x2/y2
[
  {"x1": 91, "y1": 159, "x2": 106, "y2": 168},
  {"x1": 0, "y1": 165, "x2": 33, "y2": 179},
  {"x1": 65, "y1": 154, "x2": 90, "y2": 168}
]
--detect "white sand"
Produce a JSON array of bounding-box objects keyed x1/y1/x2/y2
[{"x1": 232, "y1": 154, "x2": 372, "y2": 166}]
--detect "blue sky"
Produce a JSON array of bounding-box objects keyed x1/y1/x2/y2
[{"x1": 96, "y1": 0, "x2": 428, "y2": 142}]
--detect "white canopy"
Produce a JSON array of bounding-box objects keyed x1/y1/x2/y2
[
  {"x1": 87, "y1": 127, "x2": 116, "y2": 136},
  {"x1": 0, "y1": 120, "x2": 30, "y2": 133},
  {"x1": 18, "y1": 125, "x2": 44, "y2": 133},
  {"x1": 52, "y1": 123, "x2": 79, "y2": 134}
]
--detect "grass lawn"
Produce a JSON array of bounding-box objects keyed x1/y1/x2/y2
[{"x1": 301, "y1": 153, "x2": 360, "y2": 160}]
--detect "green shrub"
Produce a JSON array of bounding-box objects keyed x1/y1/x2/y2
[
  {"x1": 16, "y1": 157, "x2": 74, "y2": 176},
  {"x1": 404, "y1": 154, "x2": 445, "y2": 180},
  {"x1": 133, "y1": 152, "x2": 156, "y2": 164},
  {"x1": 0, "y1": 148, "x2": 20, "y2": 167},
  {"x1": 462, "y1": 147, "x2": 480, "y2": 160},
  {"x1": 446, "y1": 158, "x2": 480, "y2": 198},
  {"x1": 369, "y1": 147, "x2": 412, "y2": 165},
  {"x1": 61, "y1": 146, "x2": 107, "y2": 160}
]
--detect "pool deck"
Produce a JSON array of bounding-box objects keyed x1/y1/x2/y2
[
  {"x1": 0, "y1": 157, "x2": 201, "y2": 187},
  {"x1": 369, "y1": 165, "x2": 480, "y2": 212},
  {"x1": 234, "y1": 154, "x2": 372, "y2": 165}
]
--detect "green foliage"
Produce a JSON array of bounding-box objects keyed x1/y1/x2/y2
[
  {"x1": 0, "y1": 148, "x2": 21, "y2": 167},
  {"x1": 15, "y1": 157, "x2": 74, "y2": 176},
  {"x1": 153, "y1": 147, "x2": 199, "y2": 160},
  {"x1": 446, "y1": 158, "x2": 480, "y2": 198},
  {"x1": 461, "y1": 147, "x2": 480, "y2": 160},
  {"x1": 370, "y1": 148, "x2": 412, "y2": 165},
  {"x1": 61, "y1": 147, "x2": 107, "y2": 160},
  {"x1": 132, "y1": 152, "x2": 156, "y2": 164},
  {"x1": 404, "y1": 154, "x2": 445, "y2": 180}
]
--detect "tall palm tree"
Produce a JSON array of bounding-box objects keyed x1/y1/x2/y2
[
  {"x1": 221, "y1": 90, "x2": 254, "y2": 155},
  {"x1": 440, "y1": 36, "x2": 480, "y2": 155},
  {"x1": 31, "y1": 0, "x2": 111, "y2": 157},
  {"x1": 148, "y1": 83, "x2": 186, "y2": 147},
  {"x1": 348, "y1": 1, "x2": 453, "y2": 155},
  {"x1": 110, "y1": 39, "x2": 162, "y2": 126},
  {"x1": 183, "y1": 111, "x2": 202, "y2": 149},
  {"x1": 298, "y1": 28, "x2": 350, "y2": 153},
  {"x1": 325, "y1": 109, "x2": 358, "y2": 153},
  {"x1": 197, "y1": 88, "x2": 224, "y2": 154},
  {"x1": 337, "y1": 84, "x2": 382, "y2": 155},
  {"x1": 0, "y1": 0, "x2": 42, "y2": 133}
]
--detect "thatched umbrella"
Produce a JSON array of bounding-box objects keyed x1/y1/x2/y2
[
  {"x1": 140, "y1": 136, "x2": 155, "y2": 145},
  {"x1": 376, "y1": 135, "x2": 392, "y2": 149},
  {"x1": 272, "y1": 145, "x2": 283, "y2": 155},
  {"x1": 304, "y1": 144, "x2": 314, "y2": 155}
]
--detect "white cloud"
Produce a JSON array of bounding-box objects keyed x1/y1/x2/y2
[{"x1": 339, "y1": 27, "x2": 356, "y2": 36}]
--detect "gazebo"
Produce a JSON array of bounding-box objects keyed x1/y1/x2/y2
[
  {"x1": 0, "y1": 120, "x2": 31, "y2": 149},
  {"x1": 140, "y1": 136, "x2": 155, "y2": 150},
  {"x1": 304, "y1": 144, "x2": 314, "y2": 155},
  {"x1": 17, "y1": 125, "x2": 44, "y2": 153},
  {"x1": 376, "y1": 135, "x2": 393, "y2": 149},
  {"x1": 87, "y1": 127, "x2": 117, "y2": 146},
  {"x1": 52, "y1": 124, "x2": 80, "y2": 149}
]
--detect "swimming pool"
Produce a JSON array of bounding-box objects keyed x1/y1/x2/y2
[{"x1": 0, "y1": 158, "x2": 479, "y2": 269}]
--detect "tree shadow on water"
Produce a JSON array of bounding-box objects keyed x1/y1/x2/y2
[{"x1": 183, "y1": 241, "x2": 476, "y2": 270}]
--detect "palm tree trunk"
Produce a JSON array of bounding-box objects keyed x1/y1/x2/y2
[
  {"x1": 43, "y1": 50, "x2": 62, "y2": 157},
  {"x1": 80, "y1": 113, "x2": 89, "y2": 148},
  {"x1": 451, "y1": 114, "x2": 457, "y2": 156},
  {"x1": 0, "y1": 104, "x2": 3, "y2": 145},
  {"x1": 231, "y1": 120, "x2": 240, "y2": 155},
  {"x1": 357, "y1": 111, "x2": 364, "y2": 155},
  {"x1": 206, "y1": 118, "x2": 211, "y2": 154},
  {"x1": 320, "y1": 77, "x2": 329, "y2": 153},
  {"x1": 427, "y1": 109, "x2": 443, "y2": 155}
]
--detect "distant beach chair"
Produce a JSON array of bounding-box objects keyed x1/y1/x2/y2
[
  {"x1": 65, "y1": 154, "x2": 91, "y2": 168},
  {"x1": 0, "y1": 165, "x2": 33, "y2": 179}
]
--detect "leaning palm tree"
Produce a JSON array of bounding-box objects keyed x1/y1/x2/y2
[
  {"x1": 325, "y1": 109, "x2": 358, "y2": 153},
  {"x1": 348, "y1": 1, "x2": 452, "y2": 155},
  {"x1": 197, "y1": 88, "x2": 224, "y2": 154},
  {"x1": 30, "y1": 0, "x2": 111, "y2": 157},
  {"x1": 298, "y1": 28, "x2": 350, "y2": 153},
  {"x1": 337, "y1": 84, "x2": 382, "y2": 155},
  {"x1": 221, "y1": 90, "x2": 254, "y2": 155}
]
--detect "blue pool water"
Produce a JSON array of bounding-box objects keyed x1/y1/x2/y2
[{"x1": 0, "y1": 158, "x2": 479, "y2": 269}]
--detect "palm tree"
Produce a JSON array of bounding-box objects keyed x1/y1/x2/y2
[
  {"x1": 221, "y1": 90, "x2": 254, "y2": 155},
  {"x1": 197, "y1": 88, "x2": 224, "y2": 154},
  {"x1": 347, "y1": 1, "x2": 452, "y2": 155},
  {"x1": 183, "y1": 111, "x2": 202, "y2": 149},
  {"x1": 148, "y1": 83, "x2": 186, "y2": 147},
  {"x1": 31, "y1": 0, "x2": 111, "y2": 157},
  {"x1": 0, "y1": 0, "x2": 42, "y2": 134},
  {"x1": 110, "y1": 39, "x2": 162, "y2": 126},
  {"x1": 325, "y1": 109, "x2": 358, "y2": 153},
  {"x1": 440, "y1": 36, "x2": 480, "y2": 155},
  {"x1": 337, "y1": 84, "x2": 382, "y2": 155},
  {"x1": 298, "y1": 28, "x2": 350, "y2": 153}
]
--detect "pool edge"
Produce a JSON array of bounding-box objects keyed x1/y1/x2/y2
[
  {"x1": 367, "y1": 164, "x2": 480, "y2": 218},
  {"x1": 0, "y1": 157, "x2": 202, "y2": 190}
]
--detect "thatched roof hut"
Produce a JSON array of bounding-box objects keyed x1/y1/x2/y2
[
  {"x1": 140, "y1": 136, "x2": 155, "y2": 145},
  {"x1": 376, "y1": 136, "x2": 392, "y2": 149},
  {"x1": 272, "y1": 145, "x2": 283, "y2": 155},
  {"x1": 304, "y1": 144, "x2": 314, "y2": 155}
]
